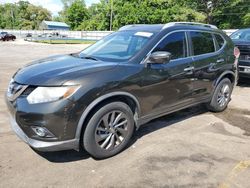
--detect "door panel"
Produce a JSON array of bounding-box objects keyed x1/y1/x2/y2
[
  {"x1": 139, "y1": 57, "x2": 194, "y2": 116},
  {"x1": 138, "y1": 31, "x2": 194, "y2": 117},
  {"x1": 188, "y1": 31, "x2": 223, "y2": 101},
  {"x1": 191, "y1": 53, "x2": 221, "y2": 99}
]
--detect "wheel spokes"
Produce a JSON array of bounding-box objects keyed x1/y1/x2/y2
[
  {"x1": 96, "y1": 133, "x2": 111, "y2": 143},
  {"x1": 116, "y1": 127, "x2": 128, "y2": 137},
  {"x1": 114, "y1": 132, "x2": 122, "y2": 143},
  {"x1": 95, "y1": 110, "x2": 129, "y2": 150},
  {"x1": 106, "y1": 134, "x2": 115, "y2": 150},
  {"x1": 100, "y1": 133, "x2": 112, "y2": 148},
  {"x1": 96, "y1": 127, "x2": 106, "y2": 132},
  {"x1": 217, "y1": 83, "x2": 230, "y2": 107},
  {"x1": 114, "y1": 119, "x2": 128, "y2": 128},
  {"x1": 102, "y1": 113, "x2": 110, "y2": 129},
  {"x1": 110, "y1": 111, "x2": 115, "y2": 125},
  {"x1": 113, "y1": 112, "x2": 122, "y2": 125}
]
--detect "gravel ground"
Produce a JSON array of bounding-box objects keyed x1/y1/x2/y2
[{"x1": 0, "y1": 40, "x2": 250, "y2": 188}]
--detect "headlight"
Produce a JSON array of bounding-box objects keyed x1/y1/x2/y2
[{"x1": 27, "y1": 86, "x2": 79, "y2": 104}]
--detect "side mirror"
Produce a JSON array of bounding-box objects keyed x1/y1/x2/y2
[{"x1": 147, "y1": 51, "x2": 172, "y2": 64}]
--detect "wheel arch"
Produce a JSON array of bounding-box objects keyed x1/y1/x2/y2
[
  {"x1": 75, "y1": 92, "x2": 141, "y2": 143},
  {"x1": 214, "y1": 71, "x2": 235, "y2": 87}
]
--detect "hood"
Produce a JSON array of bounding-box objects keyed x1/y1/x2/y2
[
  {"x1": 232, "y1": 39, "x2": 250, "y2": 46},
  {"x1": 14, "y1": 54, "x2": 118, "y2": 86}
]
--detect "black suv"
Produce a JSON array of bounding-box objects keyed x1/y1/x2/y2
[
  {"x1": 230, "y1": 28, "x2": 250, "y2": 78},
  {"x1": 6, "y1": 22, "x2": 238, "y2": 158}
]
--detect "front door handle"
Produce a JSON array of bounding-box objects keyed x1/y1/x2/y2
[
  {"x1": 216, "y1": 58, "x2": 225, "y2": 63},
  {"x1": 184, "y1": 66, "x2": 194, "y2": 75}
]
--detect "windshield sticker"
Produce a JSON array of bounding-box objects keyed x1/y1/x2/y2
[{"x1": 134, "y1": 32, "x2": 153, "y2": 38}]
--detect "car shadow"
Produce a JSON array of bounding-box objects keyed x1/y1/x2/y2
[
  {"x1": 129, "y1": 105, "x2": 207, "y2": 147},
  {"x1": 34, "y1": 148, "x2": 91, "y2": 163},
  {"x1": 237, "y1": 78, "x2": 250, "y2": 87},
  {"x1": 35, "y1": 104, "x2": 207, "y2": 163}
]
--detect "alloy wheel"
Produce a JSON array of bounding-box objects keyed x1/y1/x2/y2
[
  {"x1": 95, "y1": 110, "x2": 128, "y2": 150},
  {"x1": 217, "y1": 83, "x2": 230, "y2": 107}
]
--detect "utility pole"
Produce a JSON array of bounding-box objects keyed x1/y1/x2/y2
[
  {"x1": 110, "y1": 0, "x2": 113, "y2": 31},
  {"x1": 207, "y1": 1, "x2": 213, "y2": 24},
  {"x1": 11, "y1": 5, "x2": 14, "y2": 29}
]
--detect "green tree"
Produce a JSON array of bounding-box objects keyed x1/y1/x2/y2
[
  {"x1": 79, "y1": 0, "x2": 110, "y2": 30},
  {"x1": 64, "y1": 0, "x2": 89, "y2": 30},
  {"x1": 0, "y1": 1, "x2": 51, "y2": 30},
  {"x1": 182, "y1": 0, "x2": 250, "y2": 28}
]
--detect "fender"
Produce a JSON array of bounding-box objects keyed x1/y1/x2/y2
[
  {"x1": 74, "y1": 91, "x2": 141, "y2": 143},
  {"x1": 214, "y1": 70, "x2": 235, "y2": 87}
]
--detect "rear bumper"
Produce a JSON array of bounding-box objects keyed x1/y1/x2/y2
[{"x1": 10, "y1": 116, "x2": 79, "y2": 152}]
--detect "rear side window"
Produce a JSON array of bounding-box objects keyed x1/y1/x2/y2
[
  {"x1": 215, "y1": 34, "x2": 225, "y2": 49},
  {"x1": 153, "y1": 32, "x2": 187, "y2": 60},
  {"x1": 190, "y1": 31, "x2": 215, "y2": 56}
]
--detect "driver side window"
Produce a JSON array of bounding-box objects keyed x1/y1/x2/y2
[{"x1": 153, "y1": 32, "x2": 187, "y2": 60}]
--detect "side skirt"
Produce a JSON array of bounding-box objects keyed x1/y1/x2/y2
[{"x1": 136, "y1": 98, "x2": 210, "y2": 129}]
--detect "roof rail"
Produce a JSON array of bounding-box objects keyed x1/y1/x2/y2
[
  {"x1": 162, "y1": 22, "x2": 218, "y2": 30},
  {"x1": 119, "y1": 25, "x2": 134, "y2": 31}
]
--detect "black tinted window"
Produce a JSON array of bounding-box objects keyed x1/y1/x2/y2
[
  {"x1": 215, "y1": 34, "x2": 225, "y2": 49},
  {"x1": 190, "y1": 31, "x2": 215, "y2": 55},
  {"x1": 153, "y1": 32, "x2": 187, "y2": 60}
]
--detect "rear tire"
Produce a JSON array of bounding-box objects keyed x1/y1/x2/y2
[
  {"x1": 206, "y1": 78, "x2": 232, "y2": 112},
  {"x1": 83, "y1": 102, "x2": 134, "y2": 159}
]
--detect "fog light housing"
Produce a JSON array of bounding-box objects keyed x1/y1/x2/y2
[{"x1": 31, "y1": 126, "x2": 55, "y2": 138}]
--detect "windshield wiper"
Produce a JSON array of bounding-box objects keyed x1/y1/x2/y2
[{"x1": 81, "y1": 55, "x2": 99, "y2": 61}]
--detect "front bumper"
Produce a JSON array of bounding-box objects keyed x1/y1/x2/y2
[
  {"x1": 5, "y1": 88, "x2": 82, "y2": 152},
  {"x1": 10, "y1": 116, "x2": 79, "y2": 151},
  {"x1": 238, "y1": 60, "x2": 250, "y2": 78}
]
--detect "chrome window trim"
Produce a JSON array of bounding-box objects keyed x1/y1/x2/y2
[
  {"x1": 141, "y1": 29, "x2": 227, "y2": 64},
  {"x1": 213, "y1": 33, "x2": 226, "y2": 51}
]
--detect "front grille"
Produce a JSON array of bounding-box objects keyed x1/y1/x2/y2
[
  {"x1": 21, "y1": 86, "x2": 36, "y2": 96},
  {"x1": 239, "y1": 54, "x2": 250, "y2": 61},
  {"x1": 239, "y1": 67, "x2": 245, "y2": 72},
  {"x1": 236, "y1": 45, "x2": 250, "y2": 62},
  {"x1": 236, "y1": 45, "x2": 250, "y2": 55}
]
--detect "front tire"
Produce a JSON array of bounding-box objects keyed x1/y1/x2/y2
[
  {"x1": 207, "y1": 78, "x2": 233, "y2": 112},
  {"x1": 83, "y1": 102, "x2": 134, "y2": 159}
]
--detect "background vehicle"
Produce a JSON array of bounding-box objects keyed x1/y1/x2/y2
[
  {"x1": 38, "y1": 33, "x2": 52, "y2": 38},
  {"x1": 0, "y1": 31, "x2": 7, "y2": 37},
  {"x1": 0, "y1": 32, "x2": 16, "y2": 41},
  {"x1": 6, "y1": 22, "x2": 238, "y2": 159},
  {"x1": 26, "y1": 33, "x2": 32, "y2": 38},
  {"x1": 37, "y1": 32, "x2": 67, "y2": 39},
  {"x1": 231, "y1": 29, "x2": 250, "y2": 78}
]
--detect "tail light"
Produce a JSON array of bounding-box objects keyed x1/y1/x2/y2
[
  {"x1": 234, "y1": 47, "x2": 240, "y2": 58},
  {"x1": 234, "y1": 47, "x2": 240, "y2": 66}
]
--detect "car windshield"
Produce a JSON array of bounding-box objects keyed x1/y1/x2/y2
[
  {"x1": 79, "y1": 30, "x2": 154, "y2": 61},
  {"x1": 230, "y1": 29, "x2": 250, "y2": 41}
]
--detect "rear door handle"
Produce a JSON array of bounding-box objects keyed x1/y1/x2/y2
[
  {"x1": 216, "y1": 58, "x2": 225, "y2": 63},
  {"x1": 184, "y1": 66, "x2": 194, "y2": 75},
  {"x1": 184, "y1": 66, "x2": 194, "y2": 72}
]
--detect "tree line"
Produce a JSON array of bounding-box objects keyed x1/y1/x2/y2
[{"x1": 0, "y1": 0, "x2": 250, "y2": 31}]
